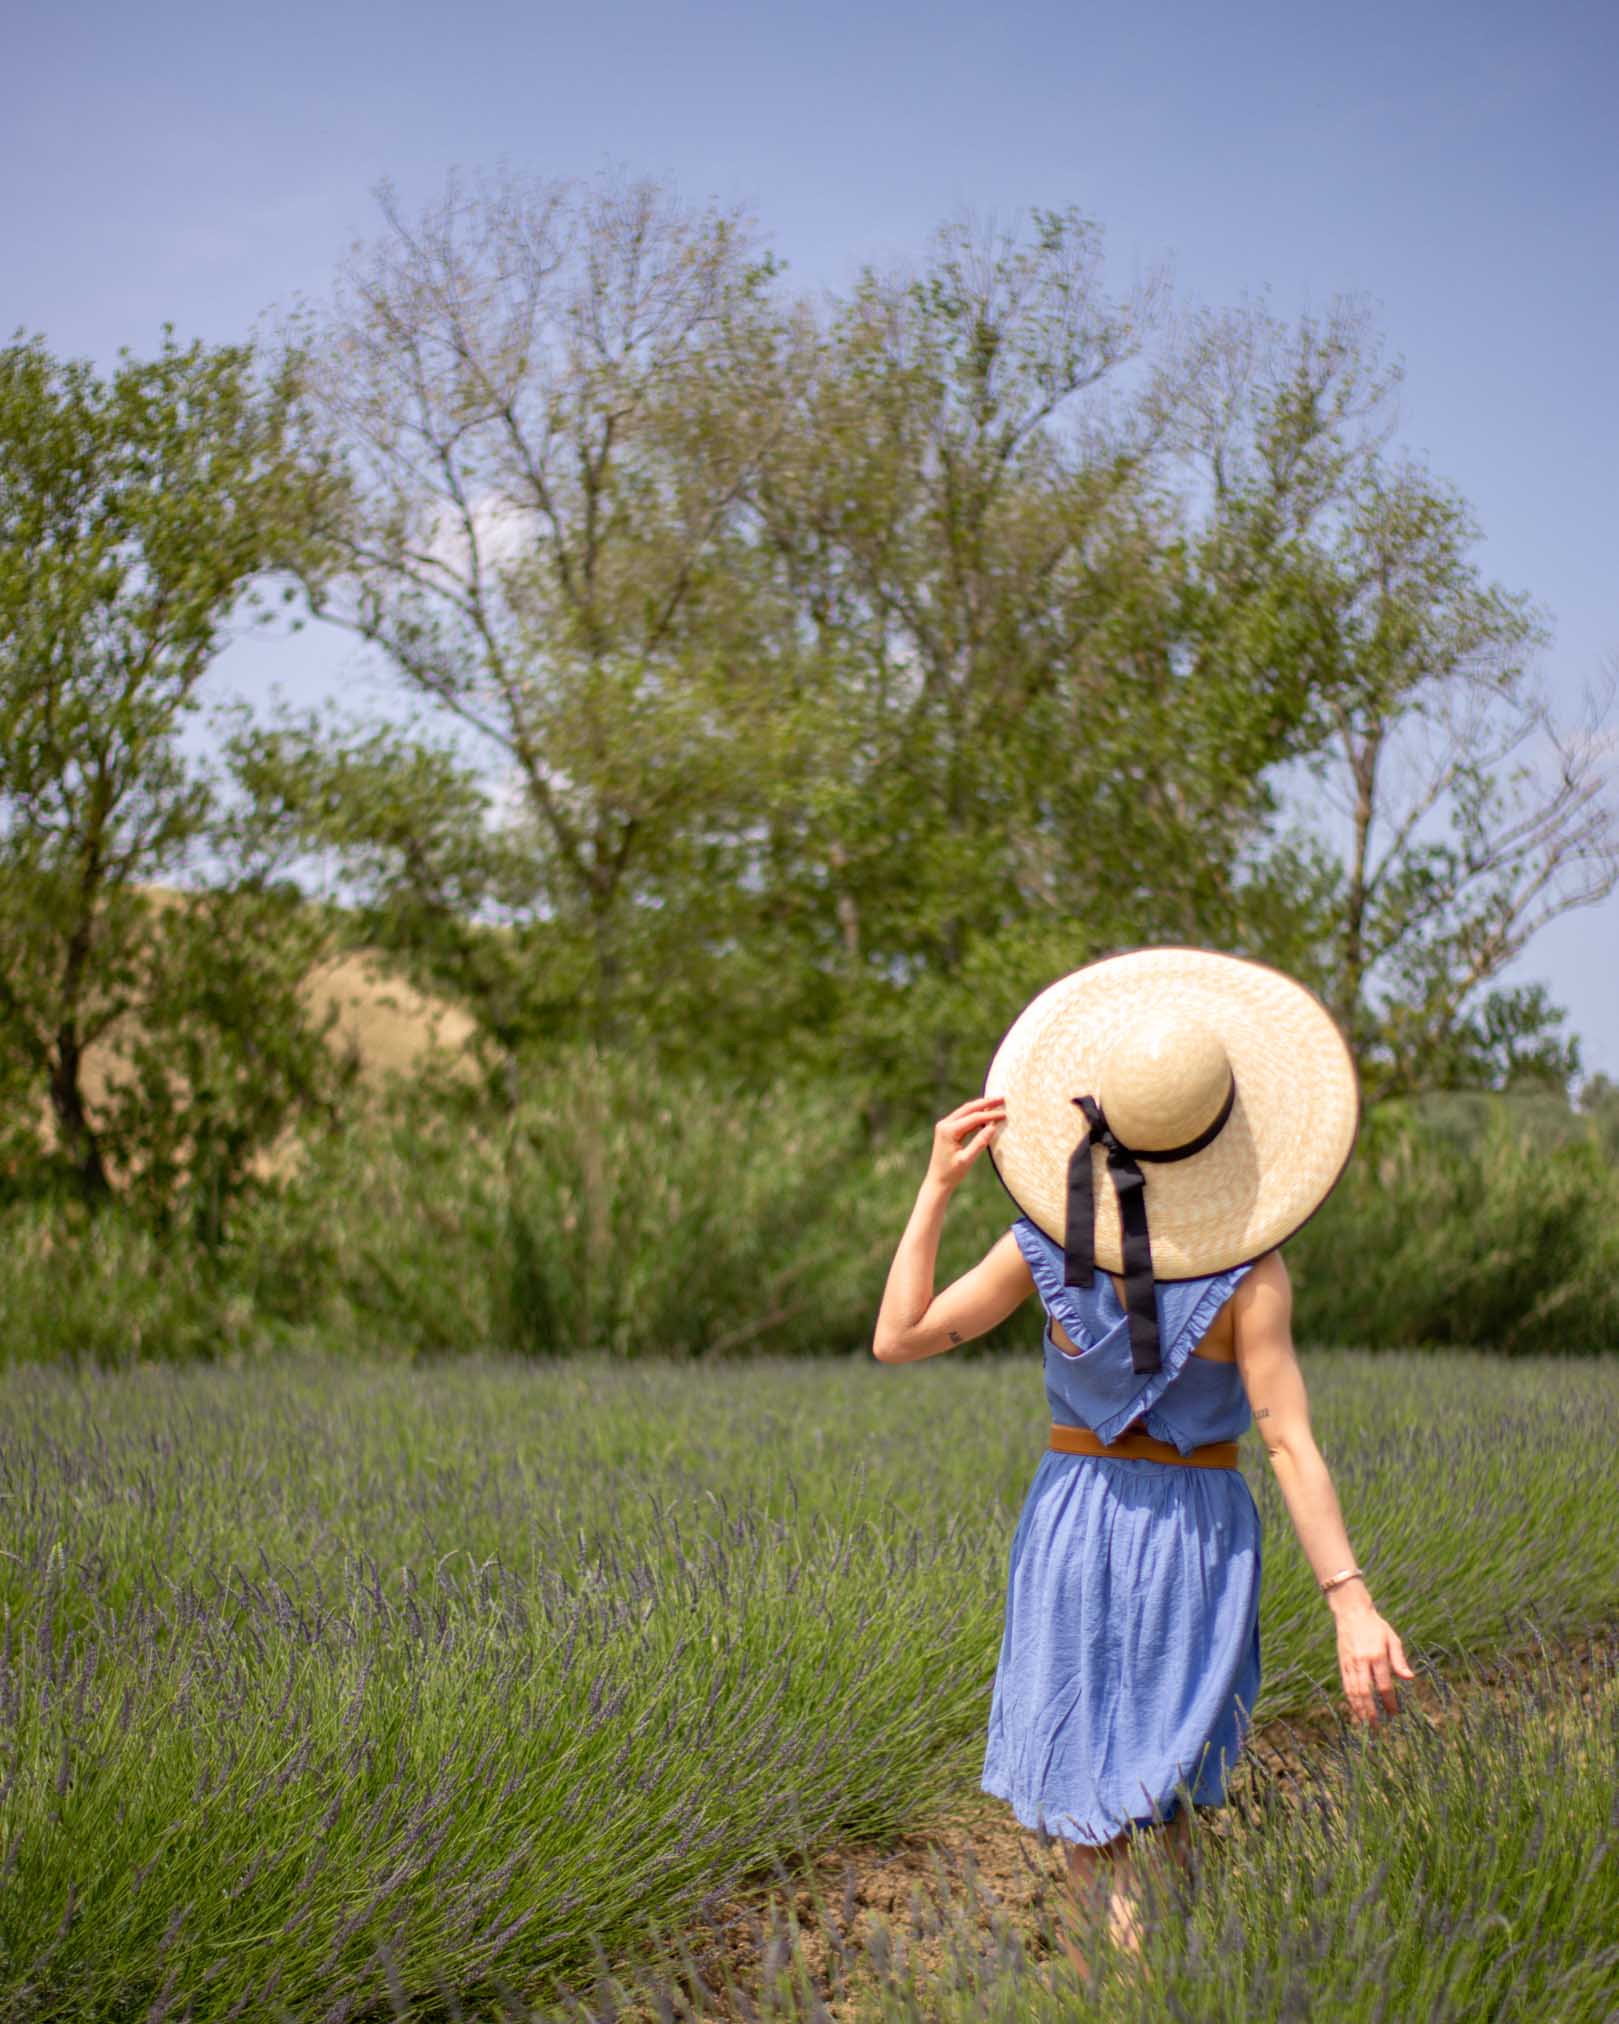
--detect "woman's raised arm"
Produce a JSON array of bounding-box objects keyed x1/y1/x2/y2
[
  {"x1": 1232, "y1": 1251, "x2": 1415, "y2": 1724},
  {"x1": 872, "y1": 1094, "x2": 1033, "y2": 1363}
]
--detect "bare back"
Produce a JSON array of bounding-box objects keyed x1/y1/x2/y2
[{"x1": 1047, "y1": 1270, "x2": 1239, "y2": 1364}]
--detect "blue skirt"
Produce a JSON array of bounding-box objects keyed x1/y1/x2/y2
[{"x1": 980, "y1": 1450, "x2": 1262, "y2": 1845}]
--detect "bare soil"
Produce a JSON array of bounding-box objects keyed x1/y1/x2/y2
[{"x1": 571, "y1": 1623, "x2": 1619, "y2": 2024}]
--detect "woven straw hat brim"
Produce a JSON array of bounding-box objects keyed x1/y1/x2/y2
[{"x1": 982, "y1": 947, "x2": 1360, "y2": 1279}]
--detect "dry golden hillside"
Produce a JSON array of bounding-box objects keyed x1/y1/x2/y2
[
  {"x1": 30, "y1": 883, "x2": 483, "y2": 1184},
  {"x1": 299, "y1": 948, "x2": 483, "y2": 1086}
]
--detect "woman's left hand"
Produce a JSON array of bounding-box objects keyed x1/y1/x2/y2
[{"x1": 1335, "y1": 1602, "x2": 1415, "y2": 1724}]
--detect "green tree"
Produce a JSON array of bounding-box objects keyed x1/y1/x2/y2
[
  {"x1": 0, "y1": 327, "x2": 353, "y2": 1234},
  {"x1": 713, "y1": 221, "x2": 1369, "y2": 1115},
  {"x1": 266, "y1": 186, "x2": 1615, "y2": 1128},
  {"x1": 281, "y1": 166, "x2": 796, "y2": 1063},
  {"x1": 1166, "y1": 296, "x2": 1618, "y2": 1097},
  {"x1": 732, "y1": 207, "x2": 1160, "y2": 1109},
  {"x1": 213, "y1": 696, "x2": 545, "y2": 1081}
]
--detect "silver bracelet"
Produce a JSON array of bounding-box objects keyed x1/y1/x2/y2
[{"x1": 1320, "y1": 1564, "x2": 1366, "y2": 1595}]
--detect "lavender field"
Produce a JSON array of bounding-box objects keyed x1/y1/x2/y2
[
  {"x1": 1, "y1": 1349, "x2": 1616, "y2": 2020},
  {"x1": 617, "y1": 1635, "x2": 1619, "y2": 2022}
]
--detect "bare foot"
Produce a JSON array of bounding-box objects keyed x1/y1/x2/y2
[
  {"x1": 1058, "y1": 1839, "x2": 1114, "y2": 1989},
  {"x1": 1108, "y1": 1809, "x2": 1196, "y2": 1981},
  {"x1": 1107, "y1": 1877, "x2": 1145, "y2": 1957},
  {"x1": 1055, "y1": 1905, "x2": 1095, "y2": 1990}
]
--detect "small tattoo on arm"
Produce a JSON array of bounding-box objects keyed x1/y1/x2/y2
[
  {"x1": 1254, "y1": 1407, "x2": 1271, "y2": 1419},
  {"x1": 947, "y1": 1329, "x2": 962, "y2": 1343}
]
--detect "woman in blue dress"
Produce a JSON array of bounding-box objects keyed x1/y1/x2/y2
[{"x1": 871, "y1": 949, "x2": 1414, "y2": 1983}]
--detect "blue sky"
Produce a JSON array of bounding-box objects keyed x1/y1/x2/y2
[{"x1": 7, "y1": 0, "x2": 1617, "y2": 1073}]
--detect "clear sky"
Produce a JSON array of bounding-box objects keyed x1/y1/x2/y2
[{"x1": 7, "y1": 0, "x2": 1617, "y2": 1073}]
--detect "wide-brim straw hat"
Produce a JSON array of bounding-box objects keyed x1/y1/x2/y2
[{"x1": 982, "y1": 946, "x2": 1360, "y2": 1281}]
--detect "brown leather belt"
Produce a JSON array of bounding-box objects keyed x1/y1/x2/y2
[{"x1": 1049, "y1": 1421, "x2": 1240, "y2": 1470}]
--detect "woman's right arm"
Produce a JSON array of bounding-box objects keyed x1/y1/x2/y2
[{"x1": 872, "y1": 1094, "x2": 1033, "y2": 1362}]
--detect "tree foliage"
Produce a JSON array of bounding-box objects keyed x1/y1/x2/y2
[
  {"x1": 266, "y1": 180, "x2": 1616, "y2": 1117},
  {"x1": 0, "y1": 327, "x2": 355, "y2": 1232},
  {"x1": 5, "y1": 182, "x2": 1612, "y2": 1244}
]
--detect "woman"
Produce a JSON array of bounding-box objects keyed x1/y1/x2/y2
[{"x1": 871, "y1": 949, "x2": 1413, "y2": 1983}]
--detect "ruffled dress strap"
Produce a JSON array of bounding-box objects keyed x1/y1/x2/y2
[{"x1": 1011, "y1": 1215, "x2": 1253, "y2": 1447}]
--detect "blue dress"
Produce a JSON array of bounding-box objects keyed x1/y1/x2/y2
[{"x1": 979, "y1": 1216, "x2": 1262, "y2": 1845}]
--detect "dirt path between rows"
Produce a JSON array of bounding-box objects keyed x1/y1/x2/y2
[{"x1": 572, "y1": 1623, "x2": 1619, "y2": 2024}]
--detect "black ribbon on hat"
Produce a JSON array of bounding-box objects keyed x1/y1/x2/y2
[{"x1": 1063, "y1": 1079, "x2": 1237, "y2": 1375}]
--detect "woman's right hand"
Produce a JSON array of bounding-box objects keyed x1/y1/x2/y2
[{"x1": 927, "y1": 1094, "x2": 1007, "y2": 1194}]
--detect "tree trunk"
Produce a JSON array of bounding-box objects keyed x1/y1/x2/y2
[
  {"x1": 48, "y1": 1026, "x2": 112, "y2": 1205},
  {"x1": 587, "y1": 883, "x2": 624, "y2": 1051},
  {"x1": 1337, "y1": 714, "x2": 1382, "y2": 1061}
]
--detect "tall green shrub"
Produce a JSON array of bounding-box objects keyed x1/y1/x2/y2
[
  {"x1": 6, "y1": 1051, "x2": 1615, "y2": 1368},
  {"x1": 206, "y1": 1042, "x2": 999, "y2": 1363},
  {"x1": 1289, "y1": 1097, "x2": 1619, "y2": 1352}
]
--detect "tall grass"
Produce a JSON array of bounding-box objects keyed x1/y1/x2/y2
[
  {"x1": 0, "y1": 1048, "x2": 949, "y2": 1369},
  {"x1": 1287, "y1": 1094, "x2": 1619, "y2": 1353},
  {"x1": 1, "y1": 1350, "x2": 1616, "y2": 2018},
  {"x1": 4, "y1": 1049, "x2": 1618, "y2": 1372}
]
